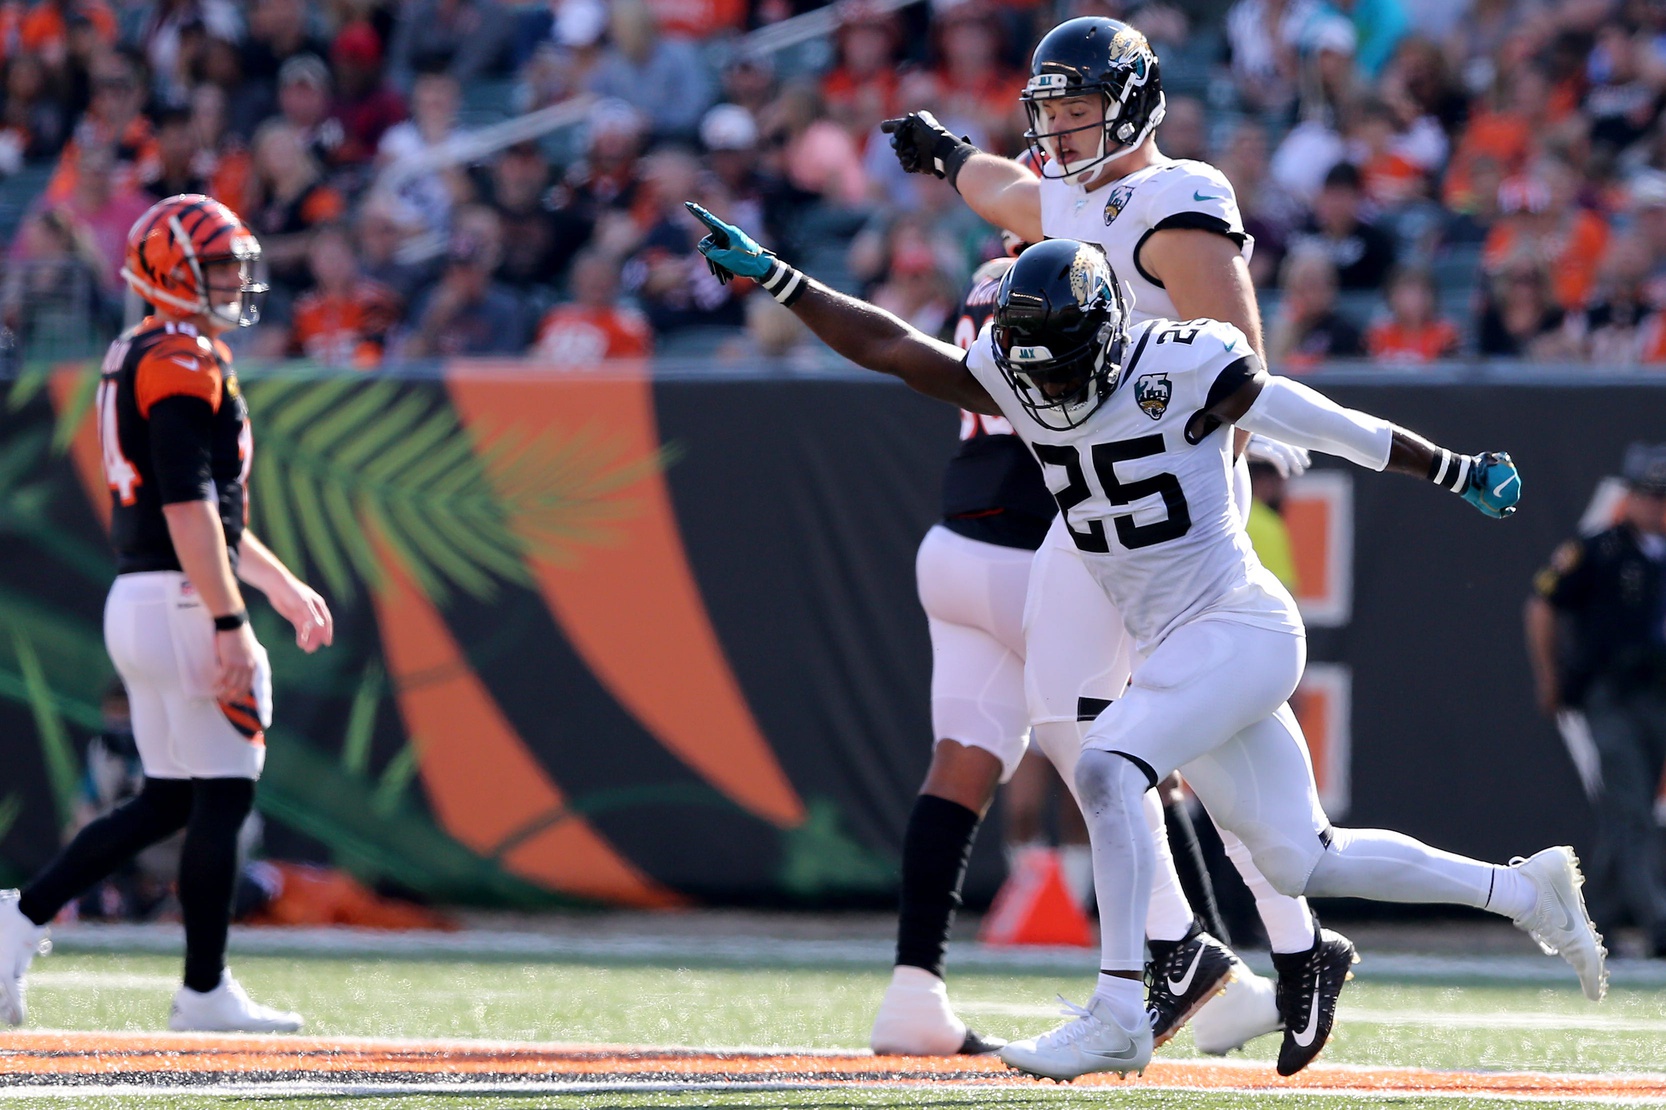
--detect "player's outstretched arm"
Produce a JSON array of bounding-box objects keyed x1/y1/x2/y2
[
  {"x1": 238, "y1": 531, "x2": 334, "y2": 653},
  {"x1": 1206, "y1": 367, "x2": 1522, "y2": 518},
  {"x1": 686, "y1": 202, "x2": 1001, "y2": 415},
  {"x1": 879, "y1": 113, "x2": 1043, "y2": 244}
]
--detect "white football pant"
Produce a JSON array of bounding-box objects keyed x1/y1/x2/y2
[{"x1": 105, "y1": 572, "x2": 270, "y2": 781}]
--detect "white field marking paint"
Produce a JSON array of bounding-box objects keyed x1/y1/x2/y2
[
  {"x1": 27, "y1": 971, "x2": 178, "y2": 990},
  {"x1": 43, "y1": 924, "x2": 1666, "y2": 988},
  {"x1": 1, "y1": 1079, "x2": 1664, "y2": 1105},
  {"x1": 960, "y1": 999, "x2": 1666, "y2": 1034}
]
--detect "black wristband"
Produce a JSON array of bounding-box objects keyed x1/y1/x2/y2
[
  {"x1": 213, "y1": 609, "x2": 249, "y2": 631},
  {"x1": 760, "y1": 258, "x2": 807, "y2": 307},
  {"x1": 941, "y1": 140, "x2": 976, "y2": 190},
  {"x1": 1427, "y1": 448, "x2": 1474, "y2": 493}
]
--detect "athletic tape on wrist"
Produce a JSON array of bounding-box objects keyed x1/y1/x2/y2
[
  {"x1": 761, "y1": 259, "x2": 807, "y2": 306},
  {"x1": 1428, "y1": 448, "x2": 1473, "y2": 493},
  {"x1": 942, "y1": 142, "x2": 975, "y2": 190}
]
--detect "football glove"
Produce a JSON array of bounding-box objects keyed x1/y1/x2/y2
[
  {"x1": 1245, "y1": 434, "x2": 1311, "y2": 479},
  {"x1": 1460, "y1": 451, "x2": 1521, "y2": 518},
  {"x1": 686, "y1": 201, "x2": 773, "y2": 284},
  {"x1": 880, "y1": 111, "x2": 977, "y2": 183}
]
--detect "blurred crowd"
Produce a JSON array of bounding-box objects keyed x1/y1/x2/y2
[{"x1": 5, "y1": 0, "x2": 1666, "y2": 367}]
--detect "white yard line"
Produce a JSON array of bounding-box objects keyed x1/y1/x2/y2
[{"x1": 41, "y1": 923, "x2": 1666, "y2": 988}]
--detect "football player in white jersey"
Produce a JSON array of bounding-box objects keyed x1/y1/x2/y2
[
  {"x1": 883, "y1": 16, "x2": 1331, "y2": 1067},
  {"x1": 686, "y1": 214, "x2": 1607, "y2": 1081},
  {"x1": 873, "y1": 244, "x2": 1251, "y2": 1059}
]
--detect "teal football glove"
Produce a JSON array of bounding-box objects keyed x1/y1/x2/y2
[
  {"x1": 686, "y1": 201, "x2": 773, "y2": 284},
  {"x1": 1461, "y1": 451, "x2": 1521, "y2": 518}
]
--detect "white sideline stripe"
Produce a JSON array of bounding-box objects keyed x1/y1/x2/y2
[
  {"x1": 28, "y1": 971, "x2": 178, "y2": 990},
  {"x1": 42, "y1": 924, "x2": 1666, "y2": 988},
  {"x1": 959, "y1": 999, "x2": 1666, "y2": 1034},
  {"x1": 0, "y1": 1079, "x2": 1660, "y2": 1104}
]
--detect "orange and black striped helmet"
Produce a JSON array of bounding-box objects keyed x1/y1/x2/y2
[{"x1": 121, "y1": 194, "x2": 268, "y2": 327}]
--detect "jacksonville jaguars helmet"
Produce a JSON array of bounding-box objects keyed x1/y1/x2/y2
[
  {"x1": 1020, "y1": 17, "x2": 1166, "y2": 182},
  {"x1": 992, "y1": 239, "x2": 1129, "y2": 430}
]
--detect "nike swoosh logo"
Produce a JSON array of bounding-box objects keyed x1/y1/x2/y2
[
  {"x1": 1166, "y1": 946, "x2": 1206, "y2": 995},
  {"x1": 1493, "y1": 473, "x2": 1520, "y2": 498},
  {"x1": 1290, "y1": 969, "x2": 1324, "y2": 1047},
  {"x1": 1084, "y1": 1041, "x2": 1145, "y2": 1061},
  {"x1": 170, "y1": 356, "x2": 201, "y2": 371},
  {"x1": 1193, "y1": 192, "x2": 1224, "y2": 202}
]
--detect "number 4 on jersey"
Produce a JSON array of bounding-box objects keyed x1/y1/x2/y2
[{"x1": 97, "y1": 378, "x2": 142, "y2": 506}]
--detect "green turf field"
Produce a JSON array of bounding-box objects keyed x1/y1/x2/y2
[{"x1": 7, "y1": 946, "x2": 1665, "y2": 1109}]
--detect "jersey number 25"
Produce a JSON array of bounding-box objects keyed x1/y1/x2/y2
[{"x1": 1035, "y1": 435, "x2": 1192, "y2": 552}]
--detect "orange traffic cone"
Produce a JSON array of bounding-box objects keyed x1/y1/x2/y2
[{"x1": 979, "y1": 846, "x2": 1094, "y2": 947}]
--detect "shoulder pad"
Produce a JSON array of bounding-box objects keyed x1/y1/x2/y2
[{"x1": 134, "y1": 332, "x2": 223, "y2": 417}]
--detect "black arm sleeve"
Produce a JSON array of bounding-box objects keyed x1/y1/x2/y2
[{"x1": 148, "y1": 395, "x2": 217, "y2": 505}]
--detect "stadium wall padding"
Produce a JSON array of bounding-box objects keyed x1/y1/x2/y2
[{"x1": 0, "y1": 364, "x2": 1660, "y2": 907}]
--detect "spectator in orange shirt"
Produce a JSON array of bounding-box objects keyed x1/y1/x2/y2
[
  {"x1": 1484, "y1": 167, "x2": 1611, "y2": 313},
  {"x1": 246, "y1": 119, "x2": 346, "y2": 290},
  {"x1": 17, "y1": 0, "x2": 115, "y2": 73},
  {"x1": 532, "y1": 249, "x2": 652, "y2": 366},
  {"x1": 188, "y1": 82, "x2": 253, "y2": 212},
  {"x1": 821, "y1": 0, "x2": 903, "y2": 150},
  {"x1": 45, "y1": 49, "x2": 158, "y2": 204},
  {"x1": 1366, "y1": 268, "x2": 1459, "y2": 363},
  {"x1": 1443, "y1": 66, "x2": 1546, "y2": 214},
  {"x1": 904, "y1": 1, "x2": 1022, "y2": 153},
  {"x1": 288, "y1": 224, "x2": 402, "y2": 368}
]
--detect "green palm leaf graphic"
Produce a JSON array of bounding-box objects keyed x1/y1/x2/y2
[
  {"x1": 10, "y1": 631, "x2": 82, "y2": 829},
  {"x1": 243, "y1": 377, "x2": 671, "y2": 605}
]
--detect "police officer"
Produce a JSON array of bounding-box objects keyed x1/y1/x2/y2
[{"x1": 1527, "y1": 442, "x2": 1666, "y2": 958}]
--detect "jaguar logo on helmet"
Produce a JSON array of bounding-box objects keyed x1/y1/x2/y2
[
  {"x1": 1135, "y1": 373, "x2": 1172, "y2": 420},
  {"x1": 1020, "y1": 17, "x2": 1166, "y2": 182},
  {"x1": 991, "y1": 239, "x2": 1130, "y2": 431}
]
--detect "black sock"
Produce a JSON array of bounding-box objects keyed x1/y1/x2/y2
[
  {"x1": 18, "y1": 778, "x2": 193, "y2": 926},
  {"x1": 1162, "y1": 792, "x2": 1231, "y2": 945},
  {"x1": 895, "y1": 793, "x2": 981, "y2": 979},
  {"x1": 179, "y1": 778, "x2": 256, "y2": 994}
]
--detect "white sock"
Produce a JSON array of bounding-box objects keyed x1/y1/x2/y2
[
  {"x1": 1220, "y1": 826, "x2": 1316, "y2": 952},
  {"x1": 1484, "y1": 864, "x2": 1537, "y2": 921},
  {"x1": 1059, "y1": 843, "x2": 1095, "y2": 909},
  {"x1": 1076, "y1": 750, "x2": 1153, "y2": 973},
  {"x1": 1144, "y1": 789, "x2": 1195, "y2": 943},
  {"x1": 1092, "y1": 973, "x2": 1147, "y2": 1032},
  {"x1": 1305, "y1": 827, "x2": 1493, "y2": 908}
]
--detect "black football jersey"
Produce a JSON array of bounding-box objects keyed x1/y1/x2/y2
[
  {"x1": 941, "y1": 257, "x2": 1056, "y2": 550},
  {"x1": 96, "y1": 317, "x2": 251, "y2": 574}
]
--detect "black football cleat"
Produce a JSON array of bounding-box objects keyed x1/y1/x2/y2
[
  {"x1": 958, "y1": 1027, "x2": 1006, "y2": 1054},
  {"x1": 1270, "y1": 923, "x2": 1358, "y2": 1076},
  {"x1": 1145, "y1": 917, "x2": 1236, "y2": 1047}
]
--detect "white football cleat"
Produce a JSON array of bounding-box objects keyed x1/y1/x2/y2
[
  {"x1": 1189, "y1": 964, "x2": 1281, "y2": 1054},
  {"x1": 1511, "y1": 846, "x2": 1608, "y2": 1002},
  {"x1": 998, "y1": 995, "x2": 1153, "y2": 1081},
  {"x1": 168, "y1": 972, "x2": 303, "y2": 1033},
  {"x1": 0, "y1": 890, "x2": 50, "y2": 1027},
  {"x1": 871, "y1": 965, "x2": 1002, "y2": 1055}
]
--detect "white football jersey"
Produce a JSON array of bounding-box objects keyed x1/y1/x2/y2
[
  {"x1": 1038, "y1": 158, "x2": 1252, "y2": 325},
  {"x1": 965, "y1": 316, "x2": 1300, "y2": 653}
]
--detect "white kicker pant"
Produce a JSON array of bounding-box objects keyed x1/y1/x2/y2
[{"x1": 105, "y1": 571, "x2": 271, "y2": 781}]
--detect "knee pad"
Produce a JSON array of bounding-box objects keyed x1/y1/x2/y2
[
  {"x1": 1226, "y1": 822, "x2": 1326, "y2": 898},
  {"x1": 1075, "y1": 749, "x2": 1155, "y2": 814}
]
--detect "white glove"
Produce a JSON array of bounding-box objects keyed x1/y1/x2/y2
[{"x1": 1245, "y1": 434, "x2": 1311, "y2": 479}]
